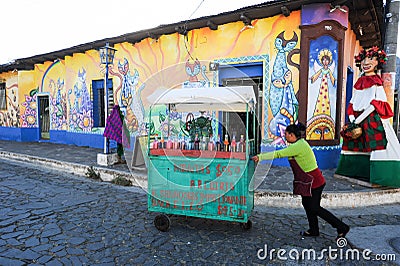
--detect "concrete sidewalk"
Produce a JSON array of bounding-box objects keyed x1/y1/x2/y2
[{"x1": 0, "y1": 140, "x2": 399, "y2": 208}]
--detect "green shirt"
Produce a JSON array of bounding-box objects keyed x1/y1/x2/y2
[{"x1": 258, "y1": 139, "x2": 318, "y2": 172}]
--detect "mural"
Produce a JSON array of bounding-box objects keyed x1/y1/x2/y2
[
  {"x1": 1, "y1": 11, "x2": 306, "y2": 149},
  {"x1": 50, "y1": 78, "x2": 67, "y2": 130},
  {"x1": 268, "y1": 31, "x2": 300, "y2": 145},
  {"x1": 306, "y1": 35, "x2": 338, "y2": 140},
  {"x1": 0, "y1": 80, "x2": 19, "y2": 127},
  {"x1": 67, "y1": 68, "x2": 90, "y2": 132},
  {"x1": 109, "y1": 58, "x2": 146, "y2": 134},
  {"x1": 148, "y1": 60, "x2": 211, "y2": 141},
  {"x1": 21, "y1": 89, "x2": 38, "y2": 128},
  {"x1": 183, "y1": 59, "x2": 209, "y2": 88}
]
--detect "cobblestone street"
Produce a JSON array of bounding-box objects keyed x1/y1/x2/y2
[{"x1": 0, "y1": 158, "x2": 399, "y2": 265}]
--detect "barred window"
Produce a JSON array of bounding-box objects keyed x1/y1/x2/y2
[{"x1": 0, "y1": 83, "x2": 6, "y2": 110}]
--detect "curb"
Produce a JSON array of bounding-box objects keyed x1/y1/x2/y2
[
  {"x1": 1, "y1": 151, "x2": 399, "y2": 208},
  {"x1": 0, "y1": 151, "x2": 147, "y2": 184},
  {"x1": 254, "y1": 189, "x2": 400, "y2": 208}
]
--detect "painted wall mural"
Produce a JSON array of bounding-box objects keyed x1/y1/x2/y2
[
  {"x1": 183, "y1": 59, "x2": 209, "y2": 88},
  {"x1": 50, "y1": 78, "x2": 67, "y2": 130},
  {"x1": 147, "y1": 59, "x2": 212, "y2": 141},
  {"x1": 268, "y1": 31, "x2": 300, "y2": 145},
  {"x1": 3, "y1": 11, "x2": 307, "y2": 147},
  {"x1": 20, "y1": 89, "x2": 38, "y2": 128},
  {"x1": 109, "y1": 58, "x2": 145, "y2": 133},
  {"x1": 68, "y1": 68, "x2": 93, "y2": 132},
  {"x1": 306, "y1": 35, "x2": 338, "y2": 140},
  {"x1": 0, "y1": 76, "x2": 19, "y2": 127}
]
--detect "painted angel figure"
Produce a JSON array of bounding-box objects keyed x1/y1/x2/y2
[{"x1": 310, "y1": 49, "x2": 336, "y2": 117}]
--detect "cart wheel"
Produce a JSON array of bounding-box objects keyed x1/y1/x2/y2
[
  {"x1": 154, "y1": 214, "x2": 171, "y2": 232},
  {"x1": 240, "y1": 220, "x2": 252, "y2": 230}
]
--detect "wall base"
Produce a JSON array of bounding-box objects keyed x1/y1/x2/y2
[{"x1": 261, "y1": 143, "x2": 341, "y2": 170}]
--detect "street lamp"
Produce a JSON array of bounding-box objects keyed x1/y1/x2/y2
[{"x1": 99, "y1": 42, "x2": 117, "y2": 154}]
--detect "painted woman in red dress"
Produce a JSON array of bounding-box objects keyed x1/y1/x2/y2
[{"x1": 336, "y1": 47, "x2": 400, "y2": 187}]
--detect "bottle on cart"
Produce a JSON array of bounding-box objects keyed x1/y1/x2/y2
[
  {"x1": 194, "y1": 134, "x2": 200, "y2": 150},
  {"x1": 159, "y1": 136, "x2": 165, "y2": 149},
  {"x1": 166, "y1": 137, "x2": 173, "y2": 149},
  {"x1": 223, "y1": 134, "x2": 230, "y2": 152},
  {"x1": 152, "y1": 135, "x2": 159, "y2": 149},
  {"x1": 173, "y1": 137, "x2": 180, "y2": 149},
  {"x1": 208, "y1": 134, "x2": 215, "y2": 151},
  {"x1": 201, "y1": 136, "x2": 207, "y2": 150},
  {"x1": 180, "y1": 137, "x2": 186, "y2": 150},
  {"x1": 231, "y1": 135, "x2": 237, "y2": 152},
  {"x1": 215, "y1": 134, "x2": 221, "y2": 151},
  {"x1": 238, "y1": 134, "x2": 246, "y2": 152}
]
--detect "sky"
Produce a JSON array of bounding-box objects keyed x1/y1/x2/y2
[{"x1": 0, "y1": 0, "x2": 267, "y2": 65}]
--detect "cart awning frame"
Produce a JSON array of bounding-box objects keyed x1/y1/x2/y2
[{"x1": 147, "y1": 86, "x2": 256, "y2": 112}]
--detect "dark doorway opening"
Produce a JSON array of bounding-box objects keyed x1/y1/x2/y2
[
  {"x1": 221, "y1": 77, "x2": 263, "y2": 153},
  {"x1": 38, "y1": 95, "x2": 50, "y2": 140}
]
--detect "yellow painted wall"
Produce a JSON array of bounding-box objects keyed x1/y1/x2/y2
[{"x1": 5, "y1": 9, "x2": 376, "y2": 144}]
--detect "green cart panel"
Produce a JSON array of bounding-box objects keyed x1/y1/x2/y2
[{"x1": 148, "y1": 154, "x2": 255, "y2": 223}]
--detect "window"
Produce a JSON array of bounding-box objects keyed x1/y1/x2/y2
[{"x1": 0, "y1": 83, "x2": 6, "y2": 110}]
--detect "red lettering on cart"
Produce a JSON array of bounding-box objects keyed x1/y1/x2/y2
[
  {"x1": 159, "y1": 190, "x2": 199, "y2": 202},
  {"x1": 216, "y1": 164, "x2": 242, "y2": 177},
  {"x1": 200, "y1": 193, "x2": 216, "y2": 202},
  {"x1": 217, "y1": 205, "x2": 245, "y2": 217},
  {"x1": 218, "y1": 195, "x2": 246, "y2": 205},
  {"x1": 190, "y1": 180, "x2": 234, "y2": 191},
  {"x1": 174, "y1": 163, "x2": 210, "y2": 174}
]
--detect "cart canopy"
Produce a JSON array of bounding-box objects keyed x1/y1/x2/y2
[{"x1": 147, "y1": 86, "x2": 256, "y2": 112}]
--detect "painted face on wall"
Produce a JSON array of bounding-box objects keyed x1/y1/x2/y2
[
  {"x1": 307, "y1": 125, "x2": 334, "y2": 140},
  {"x1": 361, "y1": 56, "x2": 378, "y2": 75}
]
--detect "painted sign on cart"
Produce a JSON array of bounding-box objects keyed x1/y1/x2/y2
[{"x1": 148, "y1": 156, "x2": 255, "y2": 222}]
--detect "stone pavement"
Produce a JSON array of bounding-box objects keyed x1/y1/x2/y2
[
  {"x1": 0, "y1": 141, "x2": 400, "y2": 265},
  {"x1": 0, "y1": 158, "x2": 399, "y2": 265},
  {"x1": 0, "y1": 140, "x2": 399, "y2": 208}
]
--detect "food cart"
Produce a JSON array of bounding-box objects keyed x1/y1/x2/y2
[{"x1": 146, "y1": 86, "x2": 257, "y2": 231}]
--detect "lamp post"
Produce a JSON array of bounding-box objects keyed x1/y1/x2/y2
[{"x1": 99, "y1": 42, "x2": 117, "y2": 154}]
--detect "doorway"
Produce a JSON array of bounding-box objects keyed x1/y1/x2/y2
[
  {"x1": 222, "y1": 77, "x2": 263, "y2": 153},
  {"x1": 38, "y1": 95, "x2": 50, "y2": 140},
  {"x1": 92, "y1": 79, "x2": 113, "y2": 127}
]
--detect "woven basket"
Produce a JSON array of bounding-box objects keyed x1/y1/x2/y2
[{"x1": 351, "y1": 127, "x2": 362, "y2": 139}]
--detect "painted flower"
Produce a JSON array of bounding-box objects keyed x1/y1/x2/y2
[
  {"x1": 78, "y1": 110, "x2": 92, "y2": 130},
  {"x1": 26, "y1": 115, "x2": 36, "y2": 125}
]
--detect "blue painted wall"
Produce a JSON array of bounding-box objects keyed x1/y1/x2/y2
[
  {"x1": 260, "y1": 144, "x2": 340, "y2": 170},
  {"x1": 0, "y1": 127, "x2": 39, "y2": 142}
]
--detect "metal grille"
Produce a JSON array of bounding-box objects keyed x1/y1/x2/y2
[
  {"x1": 0, "y1": 83, "x2": 6, "y2": 110},
  {"x1": 39, "y1": 96, "x2": 50, "y2": 139}
]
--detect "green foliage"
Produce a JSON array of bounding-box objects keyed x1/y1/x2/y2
[
  {"x1": 85, "y1": 166, "x2": 101, "y2": 180},
  {"x1": 111, "y1": 175, "x2": 132, "y2": 186}
]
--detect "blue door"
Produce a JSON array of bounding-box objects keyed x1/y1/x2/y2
[{"x1": 92, "y1": 79, "x2": 113, "y2": 127}]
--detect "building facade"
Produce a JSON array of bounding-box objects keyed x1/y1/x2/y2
[{"x1": 0, "y1": 0, "x2": 388, "y2": 169}]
